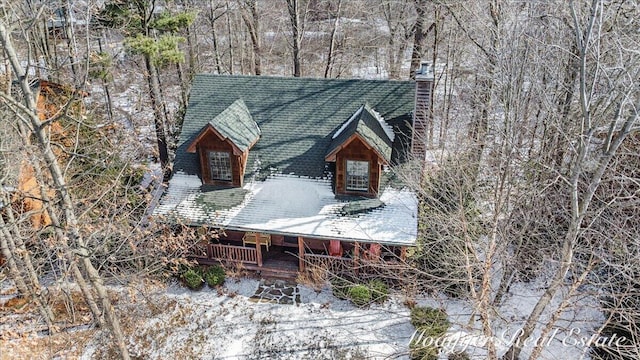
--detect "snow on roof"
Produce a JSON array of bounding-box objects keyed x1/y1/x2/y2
[
  {"x1": 332, "y1": 105, "x2": 364, "y2": 140},
  {"x1": 369, "y1": 107, "x2": 395, "y2": 142},
  {"x1": 155, "y1": 174, "x2": 418, "y2": 245}
]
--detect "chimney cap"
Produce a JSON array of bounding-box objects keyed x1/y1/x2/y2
[{"x1": 415, "y1": 62, "x2": 434, "y2": 81}]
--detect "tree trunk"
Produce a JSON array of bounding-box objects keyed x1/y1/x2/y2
[
  {"x1": 438, "y1": 27, "x2": 456, "y2": 149},
  {"x1": 62, "y1": 3, "x2": 79, "y2": 80},
  {"x1": 0, "y1": 221, "x2": 56, "y2": 331},
  {"x1": 226, "y1": 1, "x2": 235, "y2": 74},
  {"x1": 144, "y1": 55, "x2": 169, "y2": 169},
  {"x1": 324, "y1": 0, "x2": 341, "y2": 78},
  {"x1": 0, "y1": 199, "x2": 56, "y2": 328},
  {"x1": 240, "y1": 0, "x2": 262, "y2": 75},
  {"x1": 97, "y1": 36, "x2": 114, "y2": 121},
  {"x1": 176, "y1": 61, "x2": 188, "y2": 110},
  {"x1": 409, "y1": 0, "x2": 435, "y2": 79},
  {"x1": 185, "y1": 2, "x2": 198, "y2": 80},
  {"x1": 0, "y1": 23, "x2": 131, "y2": 359},
  {"x1": 286, "y1": 0, "x2": 303, "y2": 77},
  {"x1": 28, "y1": 157, "x2": 106, "y2": 327},
  {"x1": 208, "y1": 0, "x2": 224, "y2": 74}
]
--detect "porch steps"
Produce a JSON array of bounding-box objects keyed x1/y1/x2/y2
[{"x1": 257, "y1": 268, "x2": 299, "y2": 281}]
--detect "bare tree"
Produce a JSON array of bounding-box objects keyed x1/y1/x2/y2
[
  {"x1": 0, "y1": 16, "x2": 131, "y2": 359},
  {"x1": 408, "y1": 0, "x2": 437, "y2": 79},
  {"x1": 398, "y1": 2, "x2": 639, "y2": 359},
  {"x1": 285, "y1": 0, "x2": 308, "y2": 77},
  {"x1": 323, "y1": 0, "x2": 341, "y2": 78},
  {"x1": 503, "y1": 1, "x2": 640, "y2": 357},
  {"x1": 239, "y1": 0, "x2": 262, "y2": 75},
  {"x1": 380, "y1": 0, "x2": 414, "y2": 79}
]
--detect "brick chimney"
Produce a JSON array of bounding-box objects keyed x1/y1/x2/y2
[{"x1": 411, "y1": 62, "x2": 434, "y2": 162}]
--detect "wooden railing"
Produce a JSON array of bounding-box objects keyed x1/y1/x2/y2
[
  {"x1": 304, "y1": 253, "x2": 355, "y2": 275},
  {"x1": 304, "y1": 254, "x2": 414, "y2": 284},
  {"x1": 207, "y1": 244, "x2": 259, "y2": 265}
]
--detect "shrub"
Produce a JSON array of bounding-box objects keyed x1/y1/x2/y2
[
  {"x1": 448, "y1": 352, "x2": 471, "y2": 360},
  {"x1": 205, "y1": 265, "x2": 226, "y2": 287},
  {"x1": 410, "y1": 306, "x2": 449, "y2": 332},
  {"x1": 368, "y1": 279, "x2": 389, "y2": 303},
  {"x1": 330, "y1": 276, "x2": 351, "y2": 300},
  {"x1": 409, "y1": 306, "x2": 450, "y2": 360},
  {"x1": 348, "y1": 284, "x2": 372, "y2": 307},
  {"x1": 409, "y1": 343, "x2": 439, "y2": 360},
  {"x1": 182, "y1": 268, "x2": 204, "y2": 290}
]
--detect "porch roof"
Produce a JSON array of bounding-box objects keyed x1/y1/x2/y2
[{"x1": 154, "y1": 174, "x2": 418, "y2": 246}]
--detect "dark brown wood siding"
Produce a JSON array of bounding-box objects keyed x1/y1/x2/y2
[
  {"x1": 335, "y1": 136, "x2": 382, "y2": 197},
  {"x1": 196, "y1": 132, "x2": 245, "y2": 187}
]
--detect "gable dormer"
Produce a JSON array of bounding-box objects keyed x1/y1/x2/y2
[
  {"x1": 325, "y1": 104, "x2": 393, "y2": 197},
  {"x1": 186, "y1": 99, "x2": 259, "y2": 187}
]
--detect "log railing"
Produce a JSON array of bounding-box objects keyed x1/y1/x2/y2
[
  {"x1": 304, "y1": 253, "x2": 354, "y2": 274},
  {"x1": 304, "y1": 253, "x2": 413, "y2": 284},
  {"x1": 207, "y1": 244, "x2": 259, "y2": 265}
]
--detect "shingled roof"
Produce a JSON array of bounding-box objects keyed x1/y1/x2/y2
[
  {"x1": 326, "y1": 103, "x2": 394, "y2": 163},
  {"x1": 200, "y1": 99, "x2": 260, "y2": 153},
  {"x1": 174, "y1": 75, "x2": 415, "y2": 179}
]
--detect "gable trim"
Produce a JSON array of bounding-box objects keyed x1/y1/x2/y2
[
  {"x1": 186, "y1": 124, "x2": 244, "y2": 156},
  {"x1": 325, "y1": 133, "x2": 389, "y2": 165}
]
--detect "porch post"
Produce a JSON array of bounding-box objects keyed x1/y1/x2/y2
[
  {"x1": 400, "y1": 246, "x2": 407, "y2": 261},
  {"x1": 255, "y1": 236, "x2": 263, "y2": 267},
  {"x1": 354, "y1": 242, "x2": 360, "y2": 274},
  {"x1": 298, "y1": 236, "x2": 305, "y2": 272}
]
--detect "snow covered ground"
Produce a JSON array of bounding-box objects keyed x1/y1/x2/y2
[
  {"x1": 79, "y1": 278, "x2": 415, "y2": 359},
  {"x1": 1, "y1": 272, "x2": 605, "y2": 360}
]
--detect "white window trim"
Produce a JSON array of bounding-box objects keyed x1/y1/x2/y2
[
  {"x1": 346, "y1": 160, "x2": 369, "y2": 192},
  {"x1": 208, "y1": 151, "x2": 232, "y2": 181}
]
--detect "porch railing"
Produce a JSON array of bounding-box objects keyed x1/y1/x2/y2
[
  {"x1": 207, "y1": 244, "x2": 259, "y2": 265},
  {"x1": 304, "y1": 253, "x2": 414, "y2": 284},
  {"x1": 304, "y1": 253, "x2": 354, "y2": 274}
]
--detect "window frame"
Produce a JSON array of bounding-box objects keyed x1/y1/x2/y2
[
  {"x1": 208, "y1": 150, "x2": 232, "y2": 181},
  {"x1": 345, "y1": 159, "x2": 370, "y2": 192}
]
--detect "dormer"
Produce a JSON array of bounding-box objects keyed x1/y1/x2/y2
[
  {"x1": 326, "y1": 104, "x2": 394, "y2": 198},
  {"x1": 186, "y1": 99, "x2": 260, "y2": 187}
]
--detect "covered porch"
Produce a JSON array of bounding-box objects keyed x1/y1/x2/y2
[{"x1": 193, "y1": 229, "x2": 409, "y2": 279}]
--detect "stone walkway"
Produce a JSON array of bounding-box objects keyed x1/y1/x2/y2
[{"x1": 249, "y1": 279, "x2": 300, "y2": 305}]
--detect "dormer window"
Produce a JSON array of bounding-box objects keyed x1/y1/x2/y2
[
  {"x1": 209, "y1": 151, "x2": 232, "y2": 181},
  {"x1": 185, "y1": 99, "x2": 260, "y2": 187},
  {"x1": 346, "y1": 160, "x2": 369, "y2": 191},
  {"x1": 325, "y1": 104, "x2": 394, "y2": 197}
]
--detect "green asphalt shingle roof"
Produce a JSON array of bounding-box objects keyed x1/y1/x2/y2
[
  {"x1": 206, "y1": 99, "x2": 260, "y2": 152},
  {"x1": 327, "y1": 103, "x2": 394, "y2": 163},
  {"x1": 175, "y1": 74, "x2": 415, "y2": 179}
]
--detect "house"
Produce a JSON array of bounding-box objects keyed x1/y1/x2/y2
[{"x1": 155, "y1": 66, "x2": 434, "y2": 277}]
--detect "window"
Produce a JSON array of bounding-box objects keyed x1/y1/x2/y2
[
  {"x1": 346, "y1": 160, "x2": 369, "y2": 191},
  {"x1": 209, "y1": 151, "x2": 232, "y2": 181}
]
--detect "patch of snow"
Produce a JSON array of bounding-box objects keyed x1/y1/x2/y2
[
  {"x1": 79, "y1": 281, "x2": 415, "y2": 359},
  {"x1": 246, "y1": 176, "x2": 416, "y2": 244},
  {"x1": 411, "y1": 274, "x2": 605, "y2": 360},
  {"x1": 156, "y1": 174, "x2": 418, "y2": 244},
  {"x1": 223, "y1": 278, "x2": 261, "y2": 297},
  {"x1": 332, "y1": 105, "x2": 364, "y2": 139},
  {"x1": 369, "y1": 107, "x2": 395, "y2": 142},
  {"x1": 2, "y1": 272, "x2": 607, "y2": 360},
  {"x1": 154, "y1": 172, "x2": 202, "y2": 215}
]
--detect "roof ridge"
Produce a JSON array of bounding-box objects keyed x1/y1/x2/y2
[
  {"x1": 194, "y1": 73, "x2": 414, "y2": 85},
  {"x1": 362, "y1": 103, "x2": 395, "y2": 142},
  {"x1": 207, "y1": 99, "x2": 260, "y2": 152},
  {"x1": 332, "y1": 104, "x2": 364, "y2": 140}
]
